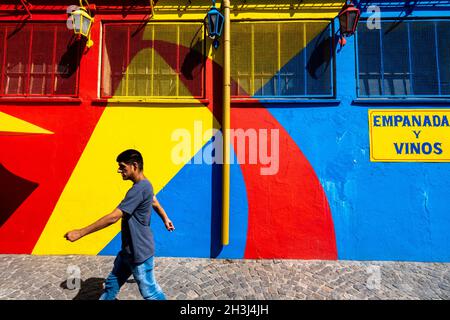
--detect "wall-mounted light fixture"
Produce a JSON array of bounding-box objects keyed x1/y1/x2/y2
[
  {"x1": 206, "y1": 0, "x2": 225, "y2": 49},
  {"x1": 338, "y1": 1, "x2": 361, "y2": 46},
  {"x1": 70, "y1": 0, "x2": 94, "y2": 48}
]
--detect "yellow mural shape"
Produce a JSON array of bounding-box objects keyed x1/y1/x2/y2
[{"x1": 0, "y1": 111, "x2": 53, "y2": 135}]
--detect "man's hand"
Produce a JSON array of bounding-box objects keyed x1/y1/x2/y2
[
  {"x1": 64, "y1": 229, "x2": 84, "y2": 242},
  {"x1": 153, "y1": 196, "x2": 175, "y2": 232},
  {"x1": 64, "y1": 209, "x2": 122, "y2": 243},
  {"x1": 164, "y1": 219, "x2": 175, "y2": 232}
]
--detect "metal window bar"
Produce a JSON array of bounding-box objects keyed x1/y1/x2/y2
[
  {"x1": 303, "y1": 24, "x2": 307, "y2": 96},
  {"x1": 151, "y1": 25, "x2": 155, "y2": 96},
  {"x1": 176, "y1": 24, "x2": 180, "y2": 97},
  {"x1": 250, "y1": 24, "x2": 255, "y2": 95},
  {"x1": 0, "y1": 27, "x2": 7, "y2": 95},
  {"x1": 406, "y1": 22, "x2": 414, "y2": 95},
  {"x1": 277, "y1": 24, "x2": 281, "y2": 96},
  {"x1": 379, "y1": 24, "x2": 385, "y2": 96},
  {"x1": 25, "y1": 25, "x2": 33, "y2": 96},
  {"x1": 434, "y1": 21, "x2": 442, "y2": 96},
  {"x1": 355, "y1": 27, "x2": 360, "y2": 96},
  {"x1": 51, "y1": 26, "x2": 57, "y2": 95},
  {"x1": 125, "y1": 26, "x2": 130, "y2": 96}
]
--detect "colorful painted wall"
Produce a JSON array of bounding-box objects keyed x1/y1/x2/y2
[{"x1": 1, "y1": 0, "x2": 449, "y2": 262}]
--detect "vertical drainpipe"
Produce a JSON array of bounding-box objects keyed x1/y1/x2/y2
[{"x1": 222, "y1": 0, "x2": 231, "y2": 246}]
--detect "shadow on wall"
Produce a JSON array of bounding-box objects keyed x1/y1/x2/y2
[
  {"x1": 209, "y1": 51, "x2": 226, "y2": 258},
  {"x1": 181, "y1": 37, "x2": 206, "y2": 80},
  {"x1": 306, "y1": 30, "x2": 338, "y2": 80},
  {"x1": 0, "y1": 163, "x2": 38, "y2": 227},
  {"x1": 57, "y1": 35, "x2": 84, "y2": 79},
  {"x1": 355, "y1": 0, "x2": 422, "y2": 12}
]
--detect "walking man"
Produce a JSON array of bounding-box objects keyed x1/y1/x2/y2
[{"x1": 64, "y1": 149, "x2": 175, "y2": 300}]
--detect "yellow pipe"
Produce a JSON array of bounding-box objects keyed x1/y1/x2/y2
[{"x1": 222, "y1": 0, "x2": 231, "y2": 246}]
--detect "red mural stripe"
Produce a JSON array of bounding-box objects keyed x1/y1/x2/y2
[{"x1": 231, "y1": 107, "x2": 337, "y2": 259}]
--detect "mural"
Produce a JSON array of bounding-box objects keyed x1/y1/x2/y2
[{"x1": 1, "y1": 0, "x2": 449, "y2": 262}]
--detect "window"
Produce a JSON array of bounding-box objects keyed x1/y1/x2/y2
[
  {"x1": 230, "y1": 21, "x2": 334, "y2": 98},
  {"x1": 102, "y1": 23, "x2": 205, "y2": 98},
  {"x1": 0, "y1": 23, "x2": 79, "y2": 97},
  {"x1": 357, "y1": 20, "x2": 450, "y2": 98}
]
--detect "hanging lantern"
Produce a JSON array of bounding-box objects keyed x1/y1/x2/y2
[
  {"x1": 70, "y1": 2, "x2": 94, "y2": 48},
  {"x1": 338, "y1": 1, "x2": 361, "y2": 37},
  {"x1": 206, "y1": 0, "x2": 225, "y2": 49}
]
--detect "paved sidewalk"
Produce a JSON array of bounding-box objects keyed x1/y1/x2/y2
[{"x1": 0, "y1": 255, "x2": 449, "y2": 300}]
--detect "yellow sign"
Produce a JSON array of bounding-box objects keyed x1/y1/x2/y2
[{"x1": 369, "y1": 109, "x2": 450, "y2": 162}]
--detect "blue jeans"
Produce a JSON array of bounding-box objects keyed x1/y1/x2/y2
[{"x1": 100, "y1": 252, "x2": 166, "y2": 300}]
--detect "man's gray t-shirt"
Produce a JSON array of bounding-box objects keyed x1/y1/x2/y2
[{"x1": 118, "y1": 179, "x2": 154, "y2": 264}]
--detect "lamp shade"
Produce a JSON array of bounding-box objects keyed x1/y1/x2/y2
[
  {"x1": 71, "y1": 7, "x2": 94, "y2": 38},
  {"x1": 206, "y1": 6, "x2": 224, "y2": 39},
  {"x1": 338, "y1": 2, "x2": 361, "y2": 36}
]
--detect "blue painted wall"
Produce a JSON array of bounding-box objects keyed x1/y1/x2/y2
[{"x1": 266, "y1": 10, "x2": 450, "y2": 262}]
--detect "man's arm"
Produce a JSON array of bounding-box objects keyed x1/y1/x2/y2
[
  {"x1": 152, "y1": 196, "x2": 175, "y2": 232},
  {"x1": 64, "y1": 208, "x2": 124, "y2": 242}
]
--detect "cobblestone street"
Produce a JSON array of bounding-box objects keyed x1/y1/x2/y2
[{"x1": 0, "y1": 255, "x2": 449, "y2": 300}]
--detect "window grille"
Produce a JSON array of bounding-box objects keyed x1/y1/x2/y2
[
  {"x1": 0, "y1": 23, "x2": 79, "y2": 97},
  {"x1": 357, "y1": 20, "x2": 450, "y2": 98},
  {"x1": 230, "y1": 21, "x2": 334, "y2": 98},
  {"x1": 102, "y1": 23, "x2": 205, "y2": 98}
]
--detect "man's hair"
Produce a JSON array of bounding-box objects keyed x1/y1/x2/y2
[{"x1": 116, "y1": 149, "x2": 144, "y2": 171}]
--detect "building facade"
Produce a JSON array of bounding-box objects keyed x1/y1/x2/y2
[{"x1": 0, "y1": 0, "x2": 449, "y2": 262}]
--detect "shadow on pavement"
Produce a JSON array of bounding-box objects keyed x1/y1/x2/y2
[
  {"x1": 60, "y1": 277, "x2": 105, "y2": 300},
  {"x1": 60, "y1": 277, "x2": 137, "y2": 300}
]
